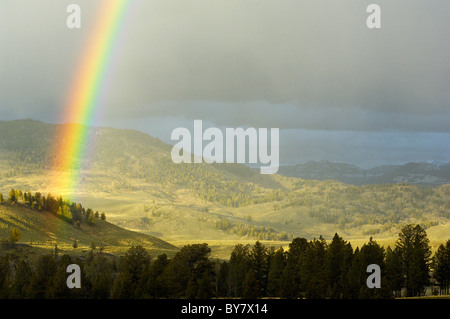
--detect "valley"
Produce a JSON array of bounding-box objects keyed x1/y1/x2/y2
[{"x1": 0, "y1": 120, "x2": 449, "y2": 259}]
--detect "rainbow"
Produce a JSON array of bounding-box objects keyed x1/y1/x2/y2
[{"x1": 52, "y1": 0, "x2": 132, "y2": 197}]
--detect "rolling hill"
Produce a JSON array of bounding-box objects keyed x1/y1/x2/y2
[
  {"x1": 0, "y1": 200, "x2": 177, "y2": 255},
  {"x1": 0, "y1": 119, "x2": 449, "y2": 253}
]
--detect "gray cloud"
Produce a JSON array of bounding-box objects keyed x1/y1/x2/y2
[{"x1": 0, "y1": 0, "x2": 449, "y2": 134}]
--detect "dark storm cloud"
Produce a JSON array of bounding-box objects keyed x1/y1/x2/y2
[{"x1": 0, "y1": 0, "x2": 449, "y2": 132}]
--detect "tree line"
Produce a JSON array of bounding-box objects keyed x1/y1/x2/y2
[
  {"x1": 0, "y1": 189, "x2": 106, "y2": 226},
  {"x1": 0, "y1": 224, "x2": 449, "y2": 299}
]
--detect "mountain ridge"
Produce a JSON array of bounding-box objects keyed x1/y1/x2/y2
[
  {"x1": 1, "y1": 119, "x2": 449, "y2": 246},
  {"x1": 278, "y1": 160, "x2": 450, "y2": 186}
]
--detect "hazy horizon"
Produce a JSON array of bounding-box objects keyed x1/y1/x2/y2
[{"x1": 3, "y1": 117, "x2": 449, "y2": 170}]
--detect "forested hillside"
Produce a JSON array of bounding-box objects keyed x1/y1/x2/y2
[
  {"x1": 0, "y1": 192, "x2": 177, "y2": 253},
  {"x1": 1, "y1": 119, "x2": 449, "y2": 243}
]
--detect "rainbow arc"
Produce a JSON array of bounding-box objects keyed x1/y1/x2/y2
[{"x1": 51, "y1": 0, "x2": 131, "y2": 197}]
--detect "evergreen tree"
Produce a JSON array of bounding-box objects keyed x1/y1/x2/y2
[
  {"x1": 396, "y1": 224, "x2": 432, "y2": 296},
  {"x1": 279, "y1": 264, "x2": 297, "y2": 298},
  {"x1": 325, "y1": 233, "x2": 353, "y2": 298},
  {"x1": 163, "y1": 244, "x2": 214, "y2": 298},
  {"x1": 8, "y1": 188, "x2": 16, "y2": 203},
  {"x1": 31, "y1": 255, "x2": 57, "y2": 298},
  {"x1": 242, "y1": 269, "x2": 259, "y2": 299},
  {"x1": 432, "y1": 240, "x2": 450, "y2": 295},
  {"x1": 124, "y1": 245, "x2": 151, "y2": 283},
  {"x1": 10, "y1": 228, "x2": 21, "y2": 243},
  {"x1": 285, "y1": 237, "x2": 308, "y2": 297},
  {"x1": 216, "y1": 261, "x2": 230, "y2": 298},
  {"x1": 228, "y1": 244, "x2": 250, "y2": 298},
  {"x1": 112, "y1": 245, "x2": 151, "y2": 298},
  {"x1": 111, "y1": 272, "x2": 134, "y2": 299},
  {"x1": 185, "y1": 277, "x2": 199, "y2": 299},
  {"x1": 87, "y1": 211, "x2": 96, "y2": 225},
  {"x1": 141, "y1": 254, "x2": 169, "y2": 298},
  {"x1": 266, "y1": 248, "x2": 286, "y2": 297},
  {"x1": 91, "y1": 269, "x2": 112, "y2": 299},
  {"x1": 356, "y1": 237, "x2": 390, "y2": 298},
  {"x1": 346, "y1": 247, "x2": 362, "y2": 299},
  {"x1": 196, "y1": 271, "x2": 213, "y2": 299},
  {"x1": 0, "y1": 256, "x2": 11, "y2": 298},
  {"x1": 10, "y1": 260, "x2": 33, "y2": 298},
  {"x1": 248, "y1": 241, "x2": 269, "y2": 297},
  {"x1": 300, "y1": 237, "x2": 328, "y2": 299},
  {"x1": 85, "y1": 254, "x2": 112, "y2": 299},
  {"x1": 48, "y1": 254, "x2": 73, "y2": 299},
  {"x1": 385, "y1": 246, "x2": 404, "y2": 297}
]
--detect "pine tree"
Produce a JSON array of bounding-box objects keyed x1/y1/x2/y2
[
  {"x1": 47, "y1": 255, "x2": 73, "y2": 299},
  {"x1": 357, "y1": 237, "x2": 389, "y2": 298},
  {"x1": 325, "y1": 233, "x2": 353, "y2": 298},
  {"x1": 248, "y1": 241, "x2": 268, "y2": 297},
  {"x1": 301, "y1": 237, "x2": 328, "y2": 299},
  {"x1": 242, "y1": 269, "x2": 259, "y2": 299},
  {"x1": 228, "y1": 244, "x2": 250, "y2": 296},
  {"x1": 196, "y1": 271, "x2": 213, "y2": 299},
  {"x1": 385, "y1": 246, "x2": 404, "y2": 297},
  {"x1": 163, "y1": 243, "x2": 214, "y2": 298},
  {"x1": 0, "y1": 256, "x2": 11, "y2": 298},
  {"x1": 285, "y1": 237, "x2": 308, "y2": 297},
  {"x1": 91, "y1": 269, "x2": 112, "y2": 299},
  {"x1": 267, "y1": 248, "x2": 285, "y2": 297},
  {"x1": 185, "y1": 277, "x2": 198, "y2": 299},
  {"x1": 10, "y1": 260, "x2": 33, "y2": 298},
  {"x1": 31, "y1": 255, "x2": 57, "y2": 298},
  {"x1": 432, "y1": 240, "x2": 450, "y2": 295},
  {"x1": 8, "y1": 189, "x2": 16, "y2": 203},
  {"x1": 279, "y1": 264, "x2": 297, "y2": 298},
  {"x1": 87, "y1": 211, "x2": 96, "y2": 226},
  {"x1": 396, "y1": 224, "x2": 432, "y2": 297},
  {"x1": 85, "y1": 254, "x2": 112, "y2": 299},
  {"x1": 143, "y1": 254, "x2": 169, "y2": 298},
  {"x1": 216, "y1": 261, "x2": 229, "y2": 298},
  {"x1": 10, "y1": 228, "x2": 21, "y2": 243}
]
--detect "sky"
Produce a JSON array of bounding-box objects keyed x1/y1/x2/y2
[{"x1": 0, "y1": 0, "x2": 449, "y2": 168}]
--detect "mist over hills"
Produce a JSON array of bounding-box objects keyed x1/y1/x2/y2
[
  {"x1": 0, "y1": 119, "x2": 449, "y2": 247},
  {"x1": 278, "y1": 160, "x2": 450, "y2": 187}
]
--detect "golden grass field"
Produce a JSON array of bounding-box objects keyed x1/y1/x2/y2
[{"x1": 1, "y1": 163, "x2": 449, "y2": 261}]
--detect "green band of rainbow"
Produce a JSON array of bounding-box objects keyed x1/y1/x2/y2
[{"x1": 53, "y1": 0, "x2": 131, "y2": 197}]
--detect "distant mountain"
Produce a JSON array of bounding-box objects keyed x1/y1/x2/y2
[
  {"x1": 1, "y1": 119, "x2": 449, "y2": 244},
  {"x1": 278, "y1": 160, "x2": 450, "y2": 186}
]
